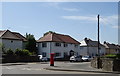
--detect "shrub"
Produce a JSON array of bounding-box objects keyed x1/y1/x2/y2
[
  {"x1": 101, "y1": 54, "x2": 120, "y2": 59},
  {"x1": 6, "y1": 49, "x2": 14, "y2": 56},
  {"x1": 104, "y1": 54, "x2": 117, "y2": 59},
  {"x1": 15, "y1": 49, "x2": 22, "y2": 56},
  {"x1": 15, "y1": 49, "x2": 30, "y2": 56},
  {"x1": 22, "y1": 49, "x2": 30, "y2": 56},
  {"x1": 116, "y1": 54, "x2": 120, "y2": 59}
]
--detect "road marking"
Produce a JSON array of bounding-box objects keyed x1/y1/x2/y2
[
  {"x1": 21, "y1": 68, "x2": 42, "y2": 71},
  {"x1": 22, "y1": 68, "x2": 31, "y2": 70},
  {"x1": 6, "y1": 67, "x2": 13, "y2": 70},
  {"x1": 27, "y1": 63, "x2": 37, "y2": 65}
]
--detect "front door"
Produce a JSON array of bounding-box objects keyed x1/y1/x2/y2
[{"x1": 69, "y1": 50, "x2": 74, "y2": 57}]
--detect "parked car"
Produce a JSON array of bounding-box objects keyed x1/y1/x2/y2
[
  {"x1": 70, "y1": 56, "x2": 82, "y2": 62},
  {"x1": 38, "y1": 55, "x2": 48, "y2": 62},
  {"x1": 82, "y1": 56, "x2": 93, "y2": 62}
]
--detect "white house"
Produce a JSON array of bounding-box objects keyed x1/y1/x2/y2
[
  {"x1": 0, "y1": 30, "x2": 27, "y2": 51},
  {"x1": 103, "y1": 41, "x2": 120, "y2": 54},
  {"x1": 80, "y1": 38, "x2": 106, "y2": 57},
  {"x1": 37, "y1": 32, "x2": 80, "y2": 59}
]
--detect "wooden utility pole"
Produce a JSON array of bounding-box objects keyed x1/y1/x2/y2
[
  {"x1": 97, "y1": 14, "x2": 100, "y2": 69},
  {"x1": 98, "y1": 14, "x2": 100, "y2": 56}
]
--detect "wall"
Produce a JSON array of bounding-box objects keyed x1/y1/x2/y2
[
  {"x1": 51, "y1": 42, "x2": 80, "y2": 58},
  {"x1": 38, "y1": 42, "x2": 80, "y2": 58},
  {"x1": 80, "y1": 46, "x2": 106, "y2": 57},
  {"x1": 91, "y1": 58, "x2": 120, "y2": 72},
  {"x1": 106, "y1": 48, "x2": 118, "y2": 54},
  {"x1": 2, "y1": 39, "x2": 23, "y2": 51},
  {"x1": 37, "y1": 42, "x2": 51, "y2": 58}
]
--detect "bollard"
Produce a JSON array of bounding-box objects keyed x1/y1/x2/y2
[{"x1": 50, "y1": 53, "x2": 54, "y2": 66}]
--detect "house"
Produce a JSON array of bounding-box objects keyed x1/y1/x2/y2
[
  {"x1": 80, "y1": 38, "x2": 106, "y2": 57},
  {"x1": 0, "y1": 30, "x2": 27, "y2": 51},
  {"x1": 103, "y1": 41, "x2": 120, "y2": 54},
  {"x1": 37, "y1": 32, "x2": 80, "y2": 59}
]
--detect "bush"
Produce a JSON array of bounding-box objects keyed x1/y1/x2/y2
[
  {"x1": 22, "y1": 49, "x2": 30, "y2": 56},
  {"x1": 116, "y1": 54, "x2": 120, "y2": 59},
  {"x1": 104, "y1": 54, "x2": 116, "y2": 58},
  {"x1": 103, "y1": 54, "x2": 120, "y2": 59},
  {"x1": 15, "y1": 49, "x2": 30, "y2": 56},
  {"x1": 15, "y1": 49, "x2": 22, "y2": 56},
  {"x1": 6, "y1": 49, "x2": 14, "y2": 56}
]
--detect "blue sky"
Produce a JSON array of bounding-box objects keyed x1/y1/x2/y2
[{"x1": 1, "y1": 2, "x2": 118, "y2": 44}]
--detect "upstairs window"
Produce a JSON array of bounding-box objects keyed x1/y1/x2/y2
[
  {"x1": 11, "y1": 40, "x2": 13, "y2": 43},
  {"x1": 55, "y1": 42, "x2": 61, "y2": 47},
  {"x1": 74, "y1": 44, "x2": 78, "y2": 47},
  {"x1": 42, "y1": 42, "x2": 47, "y2": 47},
  {"x1": 64, "y1": 43, "x2": 68, "y2": 47}
]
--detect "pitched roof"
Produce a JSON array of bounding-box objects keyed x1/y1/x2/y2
[
  {"x1": 12, "y1": 32, "x2": 27, "y2": 41},
  {"x1": 81, "y1": 38, "x2": 104, "y2": 47},
  {"x1": 0, "y1": 30, "x2": 7, "y2": 37},
  {"x1": 37, "y1": 32, "x2": 80, "y2": 44},
  {"x1": 0, "y1": 30, "x2": 27, "y2": 41},
  {"x1": 104, "y1": 42, "x2": 119, "y2": 49}
]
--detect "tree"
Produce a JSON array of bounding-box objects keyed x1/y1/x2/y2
[
  {"x1": 25, "y1": 33, "x2": 37, "y2": 54},
  {"x1": 0, "y1": 43, "x2": 5, "y2": 54},
  {"x1": 44, "y1": 31, "x2": 55, "y2": 36}
]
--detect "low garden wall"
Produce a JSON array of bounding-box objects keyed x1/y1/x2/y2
[
  {"x1": 102, "y1": 58, "x2": 120, "y2": 71},
  {"x1": 2, "y1": 55, "x2": 39, "y2": 63},
  {"x1": 91, "y1": 57, "x2": 120, "y2": 72}
]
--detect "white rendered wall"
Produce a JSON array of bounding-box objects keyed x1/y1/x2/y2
[
  {"x1": 2, "y1": 39, "x2": 23, "y2": 51},
  {"x1": 80, "y1": 46, "x2": 106, "y2": 57},
  {"x1": 38, "y1": 42, "x2": 80, "y2": 58}
]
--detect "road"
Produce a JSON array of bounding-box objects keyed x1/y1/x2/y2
[{"x1": 1, "y1": 61, "x2": 120, "y2": 76}]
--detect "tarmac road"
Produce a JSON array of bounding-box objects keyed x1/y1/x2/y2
[{"x1": 1, "y1": 61, "x2": 120, "y2": 76}]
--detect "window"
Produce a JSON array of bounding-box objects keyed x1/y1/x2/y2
[
  {"x1": 11, "y1": 40, "x2": 13, "y2": 43},
  {"x1": 42, "y1": 42, "x2": 47, "y2": 47},
  {"x1": 80, "y1": 47, "x2": 84, "y2": 49},
  {"x1": 64, "y1": 43, "x2": 68, "y2": 47},
  {"x1": 55, "y1": 42, "x2": 61, "y2": 47},
  {"x1": 42, "y1": 52, "x2": 47, "y2": 57},
  {"x1": 55, "y1": 53, "x2": 61, "y2": 57},
  {"x1": 64, "y1": 52, "x2": 68, "y2": 56},
  {"x1": 74, "y1": 44, "x2": 78, "y2": 47}
]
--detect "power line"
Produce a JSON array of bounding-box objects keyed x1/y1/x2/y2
[{"x1": 100, "y1": 17, "x2": 116, "y2": 27}]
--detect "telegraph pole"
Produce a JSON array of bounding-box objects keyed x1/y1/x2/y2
[
  {"x1": 98, "y1": 14, "x2": 100, "y2": 56},
  {"x1": 97, "y1": 14, "x2": 100, "y2": 69}
]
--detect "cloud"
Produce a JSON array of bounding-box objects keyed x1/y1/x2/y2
[
  {"x1": 41, "y1": 2, "x2": 60, "y2": 9},
  {"x1": 100, "y1": 15, "x2": 118, "y2": 23},
  {"x1": 62, "y1": 15, "x2": 118, "y2": 25},
  {"x1": 61, "y1": 15, "x2": 118, "y2": 29},
  {"x1": 112, "y1": 25, "x2": 120, "y2": 29},
  {"x1": 63, "y1": 8, "x2": 79, "y2": 12},
  {"x1": 62, "y1": 15, "x2": 97, "y2": 21},
  {"x1": 41, "y1": 2, "x2": 80, "y2": 12}
]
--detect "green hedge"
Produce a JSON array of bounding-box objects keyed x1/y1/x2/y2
[
  {"x1": 5, "y1": 49, "x2": 32, "y2": 56},
  {"x1": 15, "y1": 49, "x2": 30, "y2": 56},
  {"x1": 6, "y1": 49, "x2": 14, "y2": 56},
  {"x1": 103, "y1": 54, "x2": 120, "y2": 59}
]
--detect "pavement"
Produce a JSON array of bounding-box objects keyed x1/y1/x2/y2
[{"x1": 44, "y1": 62, "x2": 120, "y2": 74}]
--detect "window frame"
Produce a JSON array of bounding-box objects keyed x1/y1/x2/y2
[
  {"x1": 42, "y1": 42, "x2": 47, "y2": 48},
  {"x1": 55, "y1": 42, "x2": 61, "y2": 47},
  {"x1": 64, "y1": 43, "x2": 68, "y2": 47}
]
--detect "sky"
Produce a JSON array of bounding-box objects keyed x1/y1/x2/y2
[{"x1": 1, "y1": 2, "x2": 118, "y2": 44}]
